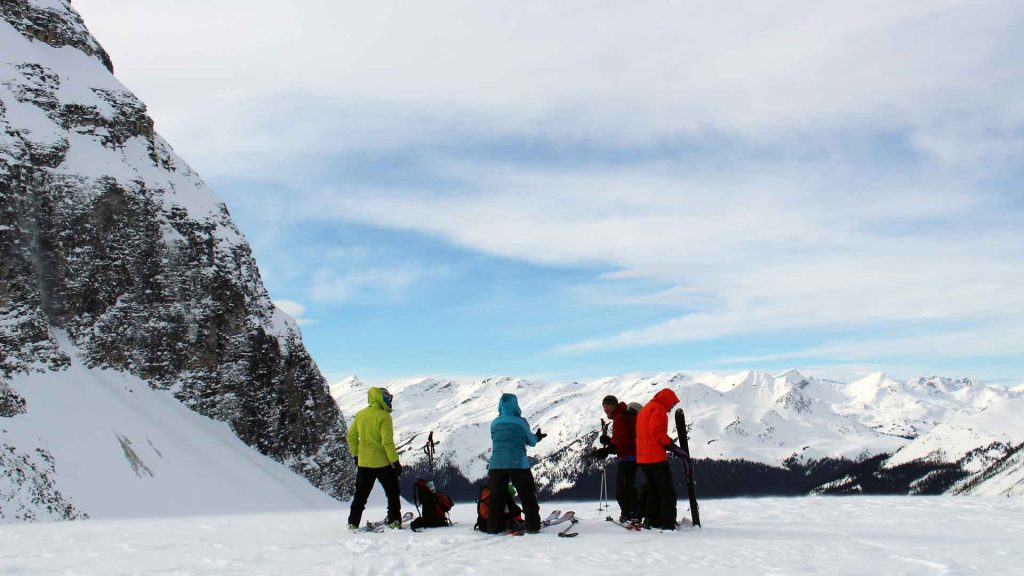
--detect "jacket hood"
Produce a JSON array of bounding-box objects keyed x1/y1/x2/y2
[
  {"x1": 652, "y1": 388, "x2": 680, "y2": 412},
  {"x1": 612, "y1": 401, "x2": 628, "y2": 417},
  {"x1": 367, "y1": 387, "x2": 393, "y2": 413},
  {"x1": 498, "y1": 393, "x2": 522, "y2": 417}
]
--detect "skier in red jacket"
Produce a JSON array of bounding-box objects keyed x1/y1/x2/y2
[
  {"x1": 636, "y1": 388, "x2": 680, "y2": 531},
  {"x1": 585, "y1": 395, "x2": 638, "y2": 522}
]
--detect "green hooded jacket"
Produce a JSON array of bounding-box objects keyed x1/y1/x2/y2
[{"x1": 347, "y1": 387, "x2": 399, "y2": 468}]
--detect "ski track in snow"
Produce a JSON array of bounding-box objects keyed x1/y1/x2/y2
[{"x1": 1, "y1": 496, "x2": 1022, "y2": 576}]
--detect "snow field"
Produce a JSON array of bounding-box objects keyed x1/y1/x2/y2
[
  {"x1": 2, "y1": 344, "x2": 338, "y2": 520},
  {"x1": 2, "y1": 496, "x2": 1022, "y2": 575}
]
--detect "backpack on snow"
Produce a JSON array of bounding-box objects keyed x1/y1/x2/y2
[
  {"x1": 473, "y1": 484, "x2": 522, "y2": 531},
  {"x1": 411, "y1": 478, "x2": 454, "y2": 531}
]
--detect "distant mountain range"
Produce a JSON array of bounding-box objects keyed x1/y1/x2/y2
[{"x1": 332, "y1": 370, "x2": 1024, "y2": 499}]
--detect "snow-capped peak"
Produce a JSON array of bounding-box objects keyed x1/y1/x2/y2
[
  {"x1": 846, "y1": 371, "x2": 902, "y2": 403},
  {"x1": 775, "y1": 368, "x2": 807, "y2": 382}
]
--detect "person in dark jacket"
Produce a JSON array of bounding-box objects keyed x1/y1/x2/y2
[
  {"x1": 347, "y1": 387, "x2": 403, "y2": 529},
  {"x1": 585, "y1": 395, "x2": 637, "y2": 522},
  {"x1": 485, "y1": 393, "x2": 547, "y2": 533},
  {"x1": 636, "y1": 388, "x2": 680, "y2": 531}
]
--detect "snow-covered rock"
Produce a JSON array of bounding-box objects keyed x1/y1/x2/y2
[{"x1": 1, "y1": 0, "x2": 353, "y2": 520}]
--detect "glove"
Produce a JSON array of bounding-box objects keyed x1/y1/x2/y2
[
  {"x1": 665, "y1": 444, "x2": 690, "y2": 460},
  {"x1": 535, "y1": 428, "x2": 548, "y2": 442},
  {"x1": 599, "y1": 433, "x2": 611, "y2": 446},
  {"x1": 392, "y1": 461, "x2": 403, "y2": 476},
  {"x1": 584, "y1": 447, "x2": 613, "y2": 459},
  {"x1": 353, "y1": 456, "x2": 358, "y2": 467}
]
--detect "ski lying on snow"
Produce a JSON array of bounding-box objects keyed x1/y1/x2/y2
[
  {"x1": 359, "y1": 511, "x2": 414, "y2": 533},
  {"x1": 557, "y1": 519, "x2": 580, "y2": 538},
  {"x1": 506, "y1": 511, "x2": 577, "y2": 535},
  {"x1": 543, "y1": 510, "x2": 574, "y2": 527},
  {"x1": 605, "y1": 516, "x2": 642, "y2": 531}
]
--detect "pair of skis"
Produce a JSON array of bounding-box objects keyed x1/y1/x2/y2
[
  {"x1": 506, "y1": 510, "x2": 578, "y2": 537},
  {"x1": 606, "y1": 516, "x2": 688, "y2": 532},
  {"x1": 355, "y1": 511, "x2": 414, "y2": 533},
  {"x1": 544, "y1": 510, "x2": 579, "y2": 537}
]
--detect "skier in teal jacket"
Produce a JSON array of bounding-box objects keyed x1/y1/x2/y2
[{"x1": 486, "y1": 393, "x2": 546, "y2": 533}]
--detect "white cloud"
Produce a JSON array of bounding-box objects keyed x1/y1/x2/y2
[
  {"x1": 298, "y1": 157, "x2": 1024, "y2": 358},
  {"x1": 72, "y1": 0, "x2": 1024, "y2": 171},
  {"x1": 716, "y1": 320, "x2": 1024, "y2": 366},
  {"x1": 272, "y1": 299, "x2": 317, "y2": 326}
]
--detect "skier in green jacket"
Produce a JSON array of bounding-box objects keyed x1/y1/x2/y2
[{"x1": 347, "y1": 387, "x2": 403, "y2": 529}]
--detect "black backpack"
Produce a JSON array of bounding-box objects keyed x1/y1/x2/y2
[
  {"x1": 473, "y1": 483, "x2": 522, "y2": 531},
  {"x1": 411, "y1": 478, "x2": 454, "y2": 531}
]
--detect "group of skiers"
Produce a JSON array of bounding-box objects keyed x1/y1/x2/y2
[
  {"x1": 584, "y1": 389, "x2": 688, "y2": 531},
  {"x1": 345, "y1": 385, "x2": 687, "y2": 532}
]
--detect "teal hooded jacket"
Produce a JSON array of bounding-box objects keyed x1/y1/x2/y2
[{"x1": 488, "y1": 393, "x2": 538, "y2": 470}]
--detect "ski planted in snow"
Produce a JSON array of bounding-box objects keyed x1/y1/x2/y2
[{"x1": 674, "y1": 408, "x2": 701, "y2": 527}]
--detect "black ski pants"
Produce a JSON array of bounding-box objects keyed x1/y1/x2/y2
[
  {"x1": 640, "y1": 461, "x2": 677, "y2": 530},
  {"x1": 615, "y1": 460, "x2": 638, "y2": 520},
  {"x1": 486, "y1": 468, "x2": 541, "y2": 533},
  {"x1": 347, "y1": 465, "x2": 401, "y2": 526}
]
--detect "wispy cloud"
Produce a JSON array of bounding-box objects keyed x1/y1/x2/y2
[
  {"x1": 714, "y1": 320, "x2": 1024, "y2": 366},
  {"x1": 272, "y1": 299, "x2": 317, "y2": 326},
  {"x1": 76, "y1": 0, "x2": 1024, "y2": 172},
  {"x1": 297, "y1": 155, "x2": 1023, "y2": 358},
  {"x1": 310, "y1": 266, "x2": 437, "y2": 304}
]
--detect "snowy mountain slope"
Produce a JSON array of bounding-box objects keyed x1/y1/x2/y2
[
  {"x1": 2, "y1": 338, "x2": 339, "y2": 522},
  {"x1": 885, "y1": 395, "x2": 1024, "y2": 468},
  {"x1": 880, "y1": 395, "x2": 1024, "y2": 497},
  {"x1": 1, "y1": 0, "x2": 353, "y2": 520},
  {"x1": 956, "y1": 443, "x2": 1024, "y2": 497},
  {"x1": 835, "y1": 372, "x2": 1004, "y2": 438}
]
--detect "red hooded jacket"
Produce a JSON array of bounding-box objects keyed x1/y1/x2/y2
[{"x1": 636, "y1": 388, "x2": 680, "y2": 464}]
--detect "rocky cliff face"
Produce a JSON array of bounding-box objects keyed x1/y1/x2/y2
[{"x1": 1, "y1": 0, "x2": 353, "y2": 517}]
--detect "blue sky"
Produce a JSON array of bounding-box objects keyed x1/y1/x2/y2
[{"x1": 74, "y1": 0, "x2": 1024, "y2": 385}]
